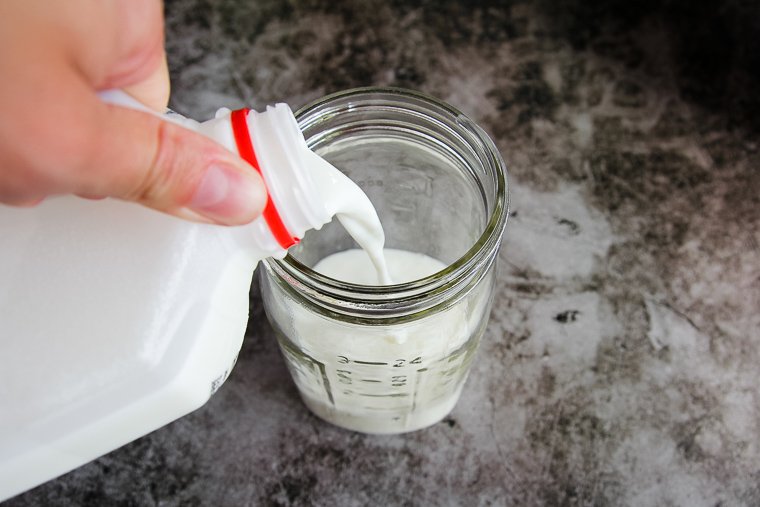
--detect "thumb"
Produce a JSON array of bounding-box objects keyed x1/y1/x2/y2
[{"x1": 79, "y1": 98, "x2": 267, "y2": 225}]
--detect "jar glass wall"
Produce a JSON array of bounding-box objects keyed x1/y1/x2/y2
[{"x1": 259, "y1": 88, "x2": 509, "y2": 434}]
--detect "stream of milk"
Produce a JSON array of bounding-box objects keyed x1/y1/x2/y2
[{"x1": 307, "y1": 153, "x2": 394, "y2": 285}]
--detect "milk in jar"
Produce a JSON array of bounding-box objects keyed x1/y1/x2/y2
[{"x1": 259, "y1": 88, "x2": 509, "y2": 434}]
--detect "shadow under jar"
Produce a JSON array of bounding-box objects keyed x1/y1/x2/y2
[{"x1": 259, "y1": 88, "x2": 509, "y2": 434}]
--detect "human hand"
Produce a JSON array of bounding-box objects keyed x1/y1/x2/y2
[{"x1": 0, "y1": 0, "x2": 266, "y2": 225}]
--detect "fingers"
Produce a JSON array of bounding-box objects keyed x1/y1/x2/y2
[
  {"x1": 75, "y1": 94, "x2": 268, "y2": 225},
  {"x1": 0, "y1": 194, "x2": 45, "y2": 208},
  {"x1": 0, "y1": 0, "x2": 268, "y2": 225},
  {"x1": 72, "y1": 2, "x2": 266, "y2": 224}
]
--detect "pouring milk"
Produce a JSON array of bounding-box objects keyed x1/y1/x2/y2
[{"x1": 0, "y1": 93, "x2": 449, "y2": 499}]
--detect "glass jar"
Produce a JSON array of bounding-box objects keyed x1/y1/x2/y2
[{"x1": 259, "y1": 88, "x2": 509, "y2": 434}]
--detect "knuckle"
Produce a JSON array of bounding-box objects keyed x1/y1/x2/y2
[
  {"x1": 127, "y1": 121, "x2": 208, "y2": 209},
  {"x1": 126, "y1": 120, "x2": 176, "y2": 203}
]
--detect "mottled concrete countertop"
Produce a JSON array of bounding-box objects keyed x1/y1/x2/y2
[{"x1": 9, "y1": 1, "x2": 760, "y2": 505}]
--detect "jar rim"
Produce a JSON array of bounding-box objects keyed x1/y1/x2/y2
[{"x1": 264, "y1": 87, "x2": 509, "y2": 316}]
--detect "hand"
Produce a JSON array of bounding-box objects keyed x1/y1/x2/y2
[{"x1": 0, "y1": 0, "x2": 266, "y2": 225}]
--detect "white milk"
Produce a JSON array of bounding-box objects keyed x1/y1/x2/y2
[
  {"x1": 272, "y1": 248, "x2": 491, "y2": 434},
  {"x1": 269, "y1": 156, "x2": 489, "y2": 433},
  {"x1": 313, "y1": 248, "x2": 443, "y2": 285}
]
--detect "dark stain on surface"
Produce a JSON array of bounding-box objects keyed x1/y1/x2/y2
[
  {"x1": 554, "y1": 310, "x2": 581, "y2": 324},
  {"x1": 555, "y1": 217, "x2": 581, "y2": 235}
]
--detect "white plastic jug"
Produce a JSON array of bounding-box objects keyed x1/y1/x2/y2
[{"x1": 0, "y1": 91, "x2": 343, "y2": 500}]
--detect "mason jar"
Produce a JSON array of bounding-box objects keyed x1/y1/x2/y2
[{"x1": 259, "y1": 88, "x2": 509, "y2": 434}]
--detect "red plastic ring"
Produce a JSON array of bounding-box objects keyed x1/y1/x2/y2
[{"x1": 230, "y1": 108, "x2": 298, "y2": 249}]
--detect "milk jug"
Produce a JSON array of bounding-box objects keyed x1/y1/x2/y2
[{"x1": 0, "y1": 91, "x2": 378, "y2": 501}]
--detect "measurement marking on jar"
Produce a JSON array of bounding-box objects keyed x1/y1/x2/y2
[
  {"x1": 362, "y1": 406, "x2": 393, "y2": 411},
  {"x1": 359, "y1": 393, "x2": 410, "y2": 398},
  {"x1": 360, "y1": 379, "x2": 382, "y2": 383},
  {"x1": 317, "y1": 362, "x2": 335, "y2": 405},
  {"x1": 393, "y1": 357, "x2": 423, "y2": 368},
  {"x1": 338, "y1": 356, "x2": 426, "y2": 368},
  {"x1": 412, "y1": 370, "x2": 422, "y2": 412},
  {"x1": 337, "y1": 369, "x2": 352, "y2": 384}
]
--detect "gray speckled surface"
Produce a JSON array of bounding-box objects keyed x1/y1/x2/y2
[{"x1": 8, "y1": 1, "x2": 760, "y2": 505}]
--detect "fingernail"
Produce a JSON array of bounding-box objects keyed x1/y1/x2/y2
[
  {"x1": 16, "y1": 196, "x2": 45, "y2": 207},
  {"x1": 188, "y1": 163, "x2": 267, "y2": 225}
]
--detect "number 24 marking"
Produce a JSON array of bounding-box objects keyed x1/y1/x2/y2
[
  {"x1": 393, "y1": 357, "x2": 422, "y2": 367},
  {"x1": 338, "y1": 356, "x2": 422, "y2": 366}
]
